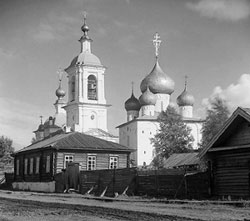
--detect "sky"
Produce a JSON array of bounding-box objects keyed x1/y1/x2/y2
[{"x1": 0, "y1": 0, "x2": 250, "y2": 149}]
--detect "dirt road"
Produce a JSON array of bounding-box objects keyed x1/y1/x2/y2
[{"x1": 0, "y1": 190, "x2": 250, "y2": 221}]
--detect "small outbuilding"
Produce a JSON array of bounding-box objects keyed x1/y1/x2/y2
[
  {"x1": 12, "y1": 131, "x2": 133, "y2": 192},
  {"x1": 200, "y1": 107, "x2": 250, "y2": 198}
]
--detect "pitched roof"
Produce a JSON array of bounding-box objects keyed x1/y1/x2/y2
[
  {"x1": 15, "y1": 132, "x2": 133, "y2": 154},
  {"x1": 199, "y1": 107, "x2": 250, "y2": 158},
  {"x1": 163, "y1": 153, "x2": 199, "y2": 168}
]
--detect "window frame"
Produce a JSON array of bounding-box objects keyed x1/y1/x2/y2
[
  {"x1": 16, "y1": 159, "x2": 20, "y2": 176},
  {"x1": 64, "y1": 154, "x2": 74, "y2": 168},
  {"x1": 46, "y1": 155, "x2": 50, "y2": 173},
  {"x1": 24, "y1": 158, "x2": 28, "y2": 175},
  {"x1": 35, "y1": 156, "x2": 40, "y2": 174},
  {"x1": 109, "y1": 156, "x2": 118, "y2": 169},
  {"x1": 87, "y1": 155, "x2": 96, "y2": 171},
  {"x1": 29, "y1": 158, "x2": 34, "y2": 175}
]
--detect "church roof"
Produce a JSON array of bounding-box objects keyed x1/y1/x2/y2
[{"x1": 15, "y1": 132, "x2": 132, "y2": 155}]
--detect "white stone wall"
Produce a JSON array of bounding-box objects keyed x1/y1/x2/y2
[{"x1": 12, "y1": 181, "x2": 55, "y2": 193}]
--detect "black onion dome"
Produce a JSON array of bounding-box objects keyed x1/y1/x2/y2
[
  {"x1": 177, "y1": 88, "x2": 195, "y2": 106},
  {"x1": 38, "y1": 124, "x2": 44, "y2": 132},
  {"x1": 140, "y1": 60, "x2": 174, "y2": 95},
  {"x1": 139, "y1": 87, "x2": 157, "y2": 106},
  {"x1": 125, "y1": 93, "x2": 141, "y2": 111}
]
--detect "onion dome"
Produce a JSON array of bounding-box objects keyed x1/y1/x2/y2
[
  {"x1": 139, "y1": 87, "x2": 157, "y2": 106},
  {"x1": 176, "y1": 79, "x2": 195, "y2": 106},
  {"x1": 55, "y1": 84, "x2": 66, "y2": 99},
  {"x1": 37, "y1": 123, "x2": 44, "y2": 132},
  {"x1": 125, "y1": 93, "x2": 141, "y2": 111},
  {"x1": 140, "y1": 60, "x2": 175, "y2": 95}
]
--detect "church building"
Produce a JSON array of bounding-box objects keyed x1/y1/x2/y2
[
  {"x1": 117, "y1": 33, "x2": 203, "y2": 166},
  {"x1": 33, "y1": 15, "x2": 118, "y2": 143}
]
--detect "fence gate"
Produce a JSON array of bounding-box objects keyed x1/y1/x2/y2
[{"x1": 65, "y1": 162, "x2": 80, "y2": 190}]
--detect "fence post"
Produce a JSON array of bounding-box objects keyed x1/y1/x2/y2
[{"x1": 113, "y1": 168, "x2": 116, "y2": 197}]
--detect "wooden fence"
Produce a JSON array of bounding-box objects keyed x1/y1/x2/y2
[
  {"x1": 79, "y1": 167, "x2": 137, "y2": 197},
  {"x1": 77, "y1": 168, "x2": 210, "y2": 199},
  {"x1": 136, "y1": 169, "x2": 210, "y2": 199}
]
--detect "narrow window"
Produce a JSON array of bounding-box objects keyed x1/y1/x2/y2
[
  {"x1": 88, "y1": 75, "x2": 97, "y2": 100},
  {"x1": 109, "y1": 157, "x2": 118, "y2": 169},
  {"x1": 35, "y1": 157, "x2": 40, "y2": 174},
  {"x1": 29, "y1": 158, "x2": 34, "y2": 174},
  {"x1": 24, "y1": 158, "x2": 28, "y2": 175},
  {"x1": 87, "y1": 155, "x2": 96, "y2": 170},
  {"x1": 64, "y1": 155, "x2": 74, "y2": 168},
  {"x1": 16, "y1": 159, "x2": 20, "y2": 176},
  {"x1": 71, "y1": 76, "x2": 75, "y2": 101},
  {"x1": 46, "y1": 155, "x2": 50, "y2": 173}
]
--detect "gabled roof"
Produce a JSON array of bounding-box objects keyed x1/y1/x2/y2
[
  {"x1": 199, "y1": 107, "x2": 250, "y2": 158},
  {"x1": 15, "y1": 132, "x2": 133, "y2": 155},
  {"x1": 163, "y1": 153, "x2": 199, "y2": 168}
]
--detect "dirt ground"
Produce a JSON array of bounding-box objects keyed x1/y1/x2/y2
[{"x1": 0, "y1": 190, "x2": 250, "y2": 221}]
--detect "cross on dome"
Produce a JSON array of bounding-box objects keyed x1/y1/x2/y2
[
  {"x1": 40, "y1": 115, "x2": 43, "y2": 124},
  {"x1": 152, "y1": 32, "x2": 162, "y2": 59},
  {"x1": 185, "y1": 75, "x2": 188, "y2": 90}
]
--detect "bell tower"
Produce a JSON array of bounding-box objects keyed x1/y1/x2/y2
[{"x1": 63, "y1": 13, "x2": 109, "y2": 133}]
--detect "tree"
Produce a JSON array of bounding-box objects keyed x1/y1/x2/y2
[
  {"x1": 200, "y1": 96, "x2": 230, "y2": 149},
  {"x1": 151, "y1": 106, "x2": 194, "y2": 168},
  {"x1": 0, "y1": 136, "x2": 14, "y2": 156}
]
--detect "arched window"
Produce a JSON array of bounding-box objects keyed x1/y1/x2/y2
[
  {"x1": 71, "y1": 76, "x2": 75, "y2": 101},
  {"x1": 88, "y1": 75, "x2": 97, "y2": 100}
]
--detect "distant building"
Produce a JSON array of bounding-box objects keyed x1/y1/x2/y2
[
  {"x1": 117, "y1": 33, "x2": 203, "y2": 166},
  {"x1": 162, "y1": 153, "x2": 200, "y2": 171}
]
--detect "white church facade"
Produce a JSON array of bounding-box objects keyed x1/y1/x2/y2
[{"x1": 117, "y1": 33, "x2": 203, "y2": 167}]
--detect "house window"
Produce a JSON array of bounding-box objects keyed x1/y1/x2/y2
[
  {"x1": 46, "y1": 155, "x2": 50, "y2": 173},
  {"x1": 109, "y1": 157, "x2": 118, "y2": 169},
  {"x1": 24, "y1": 158, "x2": 28, "y2": 175},
  {"x1": 87, "y1": 155, "x2": 96, "y2": 170},
  {"x1": 35, "y1": 157, "x2": 40, "y2": 174},
  {"x1": 16, "y1": 159, "x2": 20, "y2": 176},
  {"x1": 29, "y1": 158, "x2": 34, "y2": 174},
  {"x1": 64, "y1": 155, "x2": 74, "y2": 168}
]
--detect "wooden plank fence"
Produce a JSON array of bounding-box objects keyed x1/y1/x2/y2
[{"x1": 79, "y1": 167, "x2": 137, "y2": 197}]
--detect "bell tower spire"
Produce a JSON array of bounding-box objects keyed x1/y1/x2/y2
[{"x1": 79, "y1": 11, "x2": 92, "y2": 53}]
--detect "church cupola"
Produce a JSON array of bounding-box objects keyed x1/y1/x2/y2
[
  {"x1": 33, "y1": 116, "x2": 45, "y2": 141},
  {"x1": 177, "y1": 76, "x2": 194, "y2": 118},
  {"x1": 125, "y1": 83, "x2": 140, "y2": 121},
  {"x1": 140, "y1": 33, "x2": 174, "y2": 113},
  {"x1": 54, "y1": 69, "x2": 66, "y2": 115},
  {"x1": 139, "y1": 87, "x2": 156, "y2": 116}
]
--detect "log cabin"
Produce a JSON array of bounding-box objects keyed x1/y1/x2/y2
[
  {"x1": 12, "y1": 131, "x2": 134, "y2": 192},
  {"x1": 200, "y1": 107, "x2": 250, "y2": 199}
]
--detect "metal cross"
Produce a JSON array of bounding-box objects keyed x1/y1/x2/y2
[
  {"x1": 40, "y1": 116, "x2": 43, "y2": 124},
  {"x1": 83, "y1": 11, "x2": 87, "y2": 23},
  {"x1": 185, "y1": 75, "x2": 188, "y2": 90},
  {"x1": 152, "y1": 32, "x2": 161, "y2": 58},
  {"x1": 131, "y1": 81, "x2": 134, "y2": 93}
]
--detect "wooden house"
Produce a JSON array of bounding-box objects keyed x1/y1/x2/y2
[
  {"x1": 200, "y1": 107, "x2": 250, "y2": 198},
  {"x1": 12, "y1": 132, "x2": 133, "y2": 192}
]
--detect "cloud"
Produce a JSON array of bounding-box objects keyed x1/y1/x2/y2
[
  {"x1": 0, "y1": 48, "x2": 15, "y2": 59},
  {"x1": 187, "y1": 0, "x2": 250, "y2": 21},
  {"x1": 0, "y1": 97, "x2": 51, "y2": 148},
  {"x1": 202, "y1": 74, "x2": 250, "y2": 112}
]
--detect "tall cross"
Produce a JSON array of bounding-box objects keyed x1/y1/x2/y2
[
  {"x1": 57, "y1": 68, "x2": 64, "y2": 86},
  {"x1": 152, "y1": 32, "x2": 161, "y2": 58},
  {"x1": 83, "y1": 11, "x2": 87, "y2": 24},
  {"x1": 40, "y1": 116, "x2": 43, "y2": 124},
  {"x1": 184, "y1": 75, "x2": 188, "y2": 90},
  {"x1": 131, "y1": 81, "x2": 134, "y2": 93}
]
